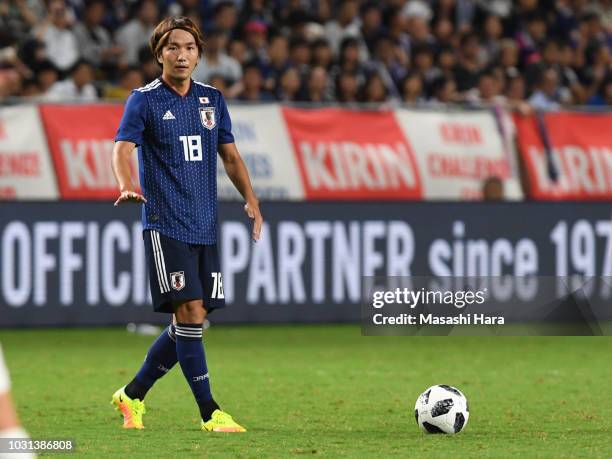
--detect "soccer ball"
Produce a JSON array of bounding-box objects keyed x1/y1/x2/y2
[{"x1": 414, "y1": 384, "x2": 469, "y2": 434}]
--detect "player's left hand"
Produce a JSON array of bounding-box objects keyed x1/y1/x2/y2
[
  {"x1": 114, "y1": 190, "x2": 147, "y2": 206},
  {"x1": 244, "y1": 200, "x2": 263, "y2": 242}
]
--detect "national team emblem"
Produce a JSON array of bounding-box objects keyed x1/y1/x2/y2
[
  {"x1": 170, "y1": 271, "x2": 185, "y2": 291},
  {"x1": 199, "y1": 97, "x2": 209, "y2": 104},
  {"x1": 199, "y1": 107, "x2": 216, "y2": 130}
]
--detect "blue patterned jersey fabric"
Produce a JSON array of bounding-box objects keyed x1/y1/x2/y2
[{"x1": 116, "y1": 77, "x2": 234, "y2": 244}]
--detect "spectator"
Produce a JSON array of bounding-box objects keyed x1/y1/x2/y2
[
  {"x1": 481, "y1": 14, "x2": 504, "y2": 64},
  {"x1": 403, "y1": 0, "x2": 432, "y2": 24},
  {"x1": 331, "y1": 37, "x2": 367, "y2": 88},
  {"x1": 208, "y1": 74, "x2": 228, "y2": 96},
  {"x1": 359, "y1": 2, "x2": 383, "y2": 56},
  {"x1": 35, "y1": 0, "x2": 78, "y2": 72},
  {"x1": 576, "y1": 11, "x2": 607, "y2": 51},
  {"x1": 505, "y1": 72, "x2": 533, "y2": 114},
  {"x1": 0, "y1": 0, "x2": 41, "y2": 45},
  {"x1": 236, "y1": 61, "x2": 274, "y2": 101},
  {"x1": 371, "y1": 34, "x2": 407, "y2": 91},
  {"x1": 428, "y1": 75, "x2": 459, "y2": 106},
  {"x1": 529, "y1": 67, "x2": 562, "y2": 111},
  {"x1": 35, "y1": 59, "x2": 59, "y2": 93},
  {"x1": 401, "y1": 72, "x2": 425, "y2": 105},
  {"x1": 583, "y1": 42, "x2": 611, "y2": 101},
  {"x1": 228, "y1": 38, "x2": 249, "y2": 68},
  {"x1": 73, "y1": 0, "x2": 123, "y2": 70},
  {"x1": 282, "y1": 8, "x2": 310, "y2": 41},
  {"x1": 384, "y1": 6, "x2": 410, "y2": 57},
  {"x1": 262, "y1": 34, "x2": 289, "y2": 92},
  {"x1": 45, "y1": 58, "x2": 98, "y2": 101},
  {"x1": 0, "y1": 0, "x2": 608, "y2": 107},
  {"x1": 411, "y1": 43, "x2": 440, "y2": 92},
  {"x1": 212, "y1": 1, "x2": 238, "y2": 39},
  {"x1": 514, "y1": 12, "x2": 548, "y2": 66},
  {"x1": 335, "y1": 70, "x2": 360, "y2": 103},
  {"x1": 115, "y1": 0, "x2": 158, "y2": 66},
  {"x1": 192, "y1": 27, "x2": 241, "y2": 85},
  {"x1": 316, "y1": 0, "x2": 332, "y2": 24},
  {"x1": 433, "y1": 0, "x2": 458, "y2": 25},
  {"x1": 454, "y1": 32, "x2": 485, "y2": 92},
  {"x1": 525, "y1": 39, "x2": 560, "y2": 89},
  {"x1": 0, "y1": 67, "x2": 22, "y2": 99},
  {"x1": 299, "y1": 66, "x2": 333, "y2": 103},
  {"x1": 433, "y1": 17, "x2": 455, "y2": 49},
  {"x1": 466, "y1": 69, "x2": 506, "y2": 106},
  {"x1": 587, "y1": 74, "x2": 612, "y2": 106},
  {"x1": 407, "y1": 15, "x2": 434, "y2": 49},
  {"x1": 532, "y1": 39, "x2": 584, "y2": 104},
  {"x1": 20, "y1": 77, "x2": 41, "y2": 97},
  {"x1": 138, "y1": 46, "x2": 159, "y2": 83},
  {"x1": 276, "y1": 66, "x2": 301, "y2": 101},
  {"x1": 436, "y1": 45, "x2": 457, "y2": 79},
  {"x1": 238, "y1": 0, "x2": 274, "y2": 28},
  {"x1": 497, "y1": 38, "x2": 520, "y2": 75},
  {"x1": 558, "y1": 40, "x2": 584, "y2": 104},
  {"x1": 482, "y1": 176, "x2": 504, "y2": 201},
  {"x1": 103, "y1": 65, "x2": 144, "y2": 101},
  {"x1": 17, "y1": 38, "x2": 46, "y2": 74},
  {"x1": 311, "y1": 38, "x2": 333, "y2": 71},
  {"x1": 361, "y1": 73, "x2": 389, "y2": 104},
  {"x1": 288, "y1": 37, "x2": 311, "y2": 79},
  {"x1": 167, "y1": 0, "x2": 205, "y2": 20},
  {"x1": 324, "y1": 0, "x2": 361, "y2": 56},
  {"x1": 243, "y1": 20, "x2": 268, "y2": 64}
]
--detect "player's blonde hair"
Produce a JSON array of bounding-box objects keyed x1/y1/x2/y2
[{"x1": 149, "y1": 16, "x2": 204, "y2": 67}]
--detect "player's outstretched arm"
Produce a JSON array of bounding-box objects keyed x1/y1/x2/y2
[
  {"x1": 218, "y1": 142, "x2": 263, "y2": 241},
  {"x1": 111, "y1": 140, "x2": 147, "y2": 206}
]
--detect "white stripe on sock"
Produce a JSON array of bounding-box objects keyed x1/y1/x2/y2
[
  {"x1": 175, "y1": 327, "x2": 203, "y2": 336},
  {"x1": 175, "y1": 330, "x2": 202, "y2": 338}
]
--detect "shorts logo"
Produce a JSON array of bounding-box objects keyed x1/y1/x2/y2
[
  {"x1": 170, "y1": 271, "x2": 186, "y2": 291},
  {"x1": 199, "y1": 107, "x2": 216, "y2": 130}
]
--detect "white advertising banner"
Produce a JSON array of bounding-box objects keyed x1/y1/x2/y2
[
  {"x1": 218, "y1": 104, "x2": 304, "y2": 200},
  {"x1": 394, "y1": 109, "x2": 523, "y2": 200},
  {"x1": 0, "y1": 105, "x2": 58, "y2": 199}
]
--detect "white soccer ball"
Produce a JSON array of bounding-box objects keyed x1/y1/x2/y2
[{"x1": 414, "y1": 384, "x2": 469, "y2": 434}]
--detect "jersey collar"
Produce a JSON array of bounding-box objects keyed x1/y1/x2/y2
[{"x1": 160, "y1": 76, "x2": 193, "y2": 98}]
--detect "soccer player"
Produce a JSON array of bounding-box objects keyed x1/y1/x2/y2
[{"x1": 110, "y1": 16, "x2": 262, "y2": 433}]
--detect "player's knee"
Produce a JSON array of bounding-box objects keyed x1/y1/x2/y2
[{"x1": 174, "y1": 300, "x2": 206, "y2": 323}]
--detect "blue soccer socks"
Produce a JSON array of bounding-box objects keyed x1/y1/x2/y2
[
  {"x1": 125, "y1": 324, "x2": 179, "y2": 400},
  {"x1": 175, "y1": 323, "x2": 219, "y2": 420}
]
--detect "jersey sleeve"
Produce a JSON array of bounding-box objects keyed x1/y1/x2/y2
[
  {"x1": 217, "y1": 93, "x2": 235, "y2": 145},
  {"x1": 115, "y1": 90, "x2": 147, "y2": 145}
]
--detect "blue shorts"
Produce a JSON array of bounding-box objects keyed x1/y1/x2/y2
[{"x1": 143, "y1": 230, "x2": 226, "y2": 314}]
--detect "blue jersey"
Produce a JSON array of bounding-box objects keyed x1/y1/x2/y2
[{"x1": 115, "y1": 78, "x2": 234, "y2": 244}]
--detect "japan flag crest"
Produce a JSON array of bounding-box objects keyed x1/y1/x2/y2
[
  {"x1": 170, "y1": 271, "x2": 185, "y2": 291},
  {"x1": 199, "y1": 107, "x2": 216, "y2": 130}
]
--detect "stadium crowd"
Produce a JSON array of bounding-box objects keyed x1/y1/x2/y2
[{"x1": 0, "y1": 0, "x2": 611, "y2": 109}]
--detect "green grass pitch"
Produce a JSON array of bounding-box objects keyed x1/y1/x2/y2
[{"x1": 2, "y1": 326, "x2": 612, "y2": 458}]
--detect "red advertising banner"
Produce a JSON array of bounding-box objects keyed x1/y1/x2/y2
[
  {"x1": 282, "y1": 107, "x2": 422, "y2": 200},
  {"x1": 39, "y1": 104, "x2": 139, "y2": 199},
  {"x1": 514, "y1": 112, "x2": 612, "y2": 200}
]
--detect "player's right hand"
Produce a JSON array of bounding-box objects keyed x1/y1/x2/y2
[{"x1": 114, "y1": 190, "x2": 147, "y2": 206}]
